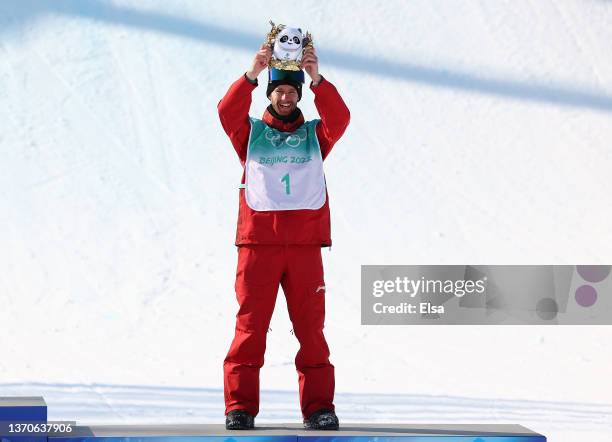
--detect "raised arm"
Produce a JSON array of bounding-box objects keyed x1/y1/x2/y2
[
  {"x1": 301, "y1": 47, "x2": 350, "y2": 160},
  {"x1": 312, "y1": 78, "x2": 350, "y2": 160},
  {"x1": 218, "y1": 45, "x2": 272, "y2": 163}
]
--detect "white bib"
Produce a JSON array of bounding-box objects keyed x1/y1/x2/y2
[{"x1": 244, "y1": 118, "x2": 326, "y2": 211}]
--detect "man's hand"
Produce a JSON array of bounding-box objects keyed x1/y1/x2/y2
[
  {"x1": 301, "y1": 47, "x2": 322, "y2": 86},
  {"x1": 246, "y1": 44, "x2": 272, "y2": 81}
]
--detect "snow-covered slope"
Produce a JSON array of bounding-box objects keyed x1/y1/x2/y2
[{"x1": 1, "y1": 1, "x2": 612, "y2": 440}]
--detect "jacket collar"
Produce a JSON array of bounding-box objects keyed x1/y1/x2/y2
[{"x1": 263, "y1": 105, "x2": 305, "y2": 133}]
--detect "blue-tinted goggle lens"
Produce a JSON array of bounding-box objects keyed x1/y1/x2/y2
[{"x1": 268, "y1": 69, "x2": 305, "y2": 83}]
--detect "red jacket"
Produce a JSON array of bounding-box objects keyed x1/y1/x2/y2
[{"x1": 218, "y1": 74, "x2": 350, "y2": 247}]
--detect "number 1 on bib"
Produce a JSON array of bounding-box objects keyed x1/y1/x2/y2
[{"x1": 281, "y1": 173, "x2": 291, "y2": 195}]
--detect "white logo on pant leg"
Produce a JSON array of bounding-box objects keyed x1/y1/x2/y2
[{"x1": 316, "y1": 285, "x2": 326, "y2": 293}]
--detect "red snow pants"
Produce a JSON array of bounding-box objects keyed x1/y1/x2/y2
[{"x1": 223, "y1": 244, "x2": 335, "y2": 418}]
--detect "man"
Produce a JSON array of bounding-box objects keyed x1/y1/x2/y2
[{"x1": 218, "y1": 42, "x2": 350, "y2": 431}]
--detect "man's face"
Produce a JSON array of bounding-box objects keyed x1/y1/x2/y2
[{"x1": 270, "y1": 84, "x2": 298, "y2": 116}]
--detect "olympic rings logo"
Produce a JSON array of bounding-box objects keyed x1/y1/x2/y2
[{"x1": 265, "y1": 128, "x2": 307, "y2": 148}]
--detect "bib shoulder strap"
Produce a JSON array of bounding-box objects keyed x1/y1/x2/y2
[
  {"x1": 303, "y1": 119, "x2": 321, "y2": 138},
  {"x1": 304, "y1": 118, "x2": 321, "y2": 128},
  {"x1": 304, "y1": 119, "x2": 321, "y2": 129},
  {"x1": 249, "y1": 117, "x2": 267, "y2": 139}
]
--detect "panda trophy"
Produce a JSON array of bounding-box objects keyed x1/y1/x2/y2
[{"x1": 266, "y1": 21, "x2": 313, "y2": 71}]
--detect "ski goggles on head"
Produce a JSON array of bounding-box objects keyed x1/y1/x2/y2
[{"x1": 268, "y1": 68, "x2": 305, "y2": 84}]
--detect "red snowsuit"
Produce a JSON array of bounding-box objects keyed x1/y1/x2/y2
[{"x1": 218, "y1": 74, "x2": 350, "y2": 418}]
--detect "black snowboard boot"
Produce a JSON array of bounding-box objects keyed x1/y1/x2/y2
[
  {"x1": 225, "y1": 409, "x2": 254, "y2": 430},
  {"x1": 303, "y1": 409, "x2": 339, "y2": 430}
]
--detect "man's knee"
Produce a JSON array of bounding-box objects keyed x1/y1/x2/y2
[{"x1": 225, "y1": 326, "x2": 269, "y2": 365}]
